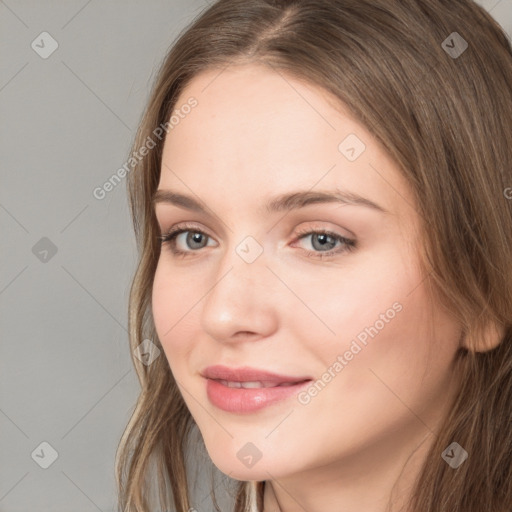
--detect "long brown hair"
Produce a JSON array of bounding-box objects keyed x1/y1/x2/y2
[{"x1": 115, "y1": 1, "x2": 512, "y2": 510}]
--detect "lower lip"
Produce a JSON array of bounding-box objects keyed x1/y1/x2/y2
[{"x1": 205, "y1": 378, "x2": 311, "y2": 413}]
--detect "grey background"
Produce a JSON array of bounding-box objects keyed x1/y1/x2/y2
[{"x1": 1, "y1": 1, "x2": 511, "y2": 511}]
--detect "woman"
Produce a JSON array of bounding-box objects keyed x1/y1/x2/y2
[{"x1": 115, "y1": 1, "x2": 512, "y2": 511}]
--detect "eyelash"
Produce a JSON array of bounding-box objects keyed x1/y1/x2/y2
[{"x1": 157, "y1": 222, "x2": 356, "y2": 260}]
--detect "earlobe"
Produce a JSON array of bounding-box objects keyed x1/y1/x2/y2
[{"x1": 461, "y1": 319, "x2": 506, "y2": 353}]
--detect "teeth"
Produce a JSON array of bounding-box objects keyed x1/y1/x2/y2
[
  {"x1": 240, "y1": 381, "x2": 264, "y2": 389},
  {"x1": 217, "y1": 379, "x2": 298, "y2": 388},
  {"x1": 219, "y1": 380, "x2": 241, "y2": 388}
]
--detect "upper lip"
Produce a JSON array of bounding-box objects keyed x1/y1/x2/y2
[{"x1": 201, "y1": 365, "x2": 312, "y2": 384}]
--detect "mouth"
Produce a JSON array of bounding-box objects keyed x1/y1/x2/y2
[{"x1": 201, "y1": 365, "x2": 313, "y2": 413}]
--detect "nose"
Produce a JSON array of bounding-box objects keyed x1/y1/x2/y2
[{"x1": 199, "y1": 239, "x2": 279, "y2": 344}]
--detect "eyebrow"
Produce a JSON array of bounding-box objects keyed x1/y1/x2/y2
[{"x1": 152, "y1": 188, "x2": 388, "y2": 215}]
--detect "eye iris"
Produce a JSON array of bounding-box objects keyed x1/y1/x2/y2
[
  {"x1": 311, "y1": 233, "x2": 336, "y2": 251},
  {"x1": 187, "y1": 232, "x2": 206, "y2": 249}
]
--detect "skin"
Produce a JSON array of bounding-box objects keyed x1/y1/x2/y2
[{"x1": 151, "y1": 63, "x2": 465, "y2": 512}]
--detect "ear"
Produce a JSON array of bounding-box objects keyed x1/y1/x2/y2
[{"x1": 461, "y1": 318, "x2": 506, "y2": 353}]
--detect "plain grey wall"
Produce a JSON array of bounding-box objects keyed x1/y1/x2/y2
[{"x1": 1, "y1": 1, "x2": 511, "y2": 511}]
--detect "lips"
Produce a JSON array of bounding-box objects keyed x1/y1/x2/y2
[
  {"x1": 201, "y1": 365, "x2": 311, "y2": 386},
  {"x1": 201, "y1": 365, "x2": 312, "y2": 413}
]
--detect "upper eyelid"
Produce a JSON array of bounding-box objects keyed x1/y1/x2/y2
[
  {"x1": 160, "y1": 224, "x2": 354, "y2": 246},
  {"x1": 160, "y1": 223, "x2": 213, "y2": 237},
  {"x1": 154, "y1": 204, "x2": 361, "y2": 238},
  {"x1": 158, "y1": 222, "x2": 352, "y2": 237}
]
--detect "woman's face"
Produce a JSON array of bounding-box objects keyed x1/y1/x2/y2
[{"x1": 152, "y1": 63, "x2": 462, "y2": 482}]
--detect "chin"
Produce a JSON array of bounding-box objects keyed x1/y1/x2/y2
[{"x1": 204, "y1": 444, "x2": 282, "y2": 481}]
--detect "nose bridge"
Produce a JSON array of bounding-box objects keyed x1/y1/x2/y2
[
  {"x1": 199, "y1": 233, "x2": 277, "y2": 340},
  {"x1": 212, "y1": 230, "x2": 269, "y2": 295}
]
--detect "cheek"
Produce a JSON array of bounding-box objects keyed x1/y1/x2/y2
[
  {"x1": 279, "y1": 245, "x2": 418, "y2": 355},
  {"x1": 289, "y1": 243, "x2": 456, "y2": 391},
  {"x1": 151, "y1": 261, "x2": 198, "y2": 364},
  {"x1": 152, "y1": 263, "x2": 172, "y2": 338},
  {"x1": 307, "y1": 275, "x2": 459, "y2": 419}
]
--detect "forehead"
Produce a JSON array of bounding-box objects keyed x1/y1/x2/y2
[{"x1": 159, "y1": 63, "x2": 414, "y2": 221}]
